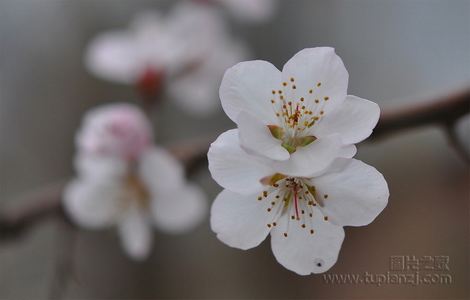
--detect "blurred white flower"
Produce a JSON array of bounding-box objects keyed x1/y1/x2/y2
[
  {"x1": 85, "y1": 2, "x2": 248, "y2": 115},
  {"x1": 215, "y1": 0, "x2": 278, "y2": 23},
  {"x1": 64, "y1": 103, "x2": 207, "y2": 260},
  {"x1": 208, "y1": 130, "x2": 389, "y2": 275},
  {"x1": 219, "y1": 47, "x2": 380, "y2": 177}
]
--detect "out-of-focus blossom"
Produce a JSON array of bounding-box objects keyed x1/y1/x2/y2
[
  {"x1": 219, "y1": 47, "x2": 380, "y2": 177},
  {"x1": 85, "y1": 2, "x2": 248, "y2": 115},
  {"x1": 207, "y1": 48, "x2": 389, "y2": 275},
  {"x1": 215, "y1": 0, "x2": 278, "y2": 23},
  {"x1": 76, "y1": 103, "x2": 153, "y2": 161},
  {"x1": 64, "y1": 103, "x2": 207, "y2": 260},
  {"x1": 208, "y1": 134, "x2": 389, "y2": 275}
]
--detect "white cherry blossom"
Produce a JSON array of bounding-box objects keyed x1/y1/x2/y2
[
  {"x1": 208, "y1": 129, "x2": 389, "y2": 275},
  {"x1": 64, "y1": 103, "x2": 207, "y2": 260},
  {"x1": 209, "y1": 48, "x2": 388, "y2": 274},
  {"x1": 85, "y1": 2, "x2": 247, "y2": 115},
  {"x1": 219, "y1": 47, "x2": 380, "y2": 177}
]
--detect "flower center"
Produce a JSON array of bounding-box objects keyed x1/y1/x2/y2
[
  {"x1": 136, "y1": 67, "x2": 165, "y2": 98},
  {"x1": 268, "y1": 77, "x2": 331, "y2": 153},
  {"x1": 258, "y1": 173, "x2": 330, "y2": 237},
  {"x1": 124, "y1": 173, "x2": 150, "y2": 209},
  {"x1": 268, "y1": 125, "x2": 316, "y2": 153}
]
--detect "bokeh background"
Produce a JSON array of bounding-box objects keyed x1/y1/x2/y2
[{"x1": 0, "y1": 0, "x2": 468, "y2": 299}]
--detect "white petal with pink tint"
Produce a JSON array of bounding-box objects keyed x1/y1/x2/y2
[
  {"x1": 309, "y1": 158, "x2": 389, "y2": 227},
  {"x1": 220, "y1": 60, "x2": 282, "y2": 125},
  {"x1": 74, "y1": 153, "x2": 127, "y2": 182},
  {"x1": 270, "y1": 206, "x2": 345, "y2": 275},
  {"x1": 211, "y1": 189, "x2": 275, "y2": 250},
  {"x1": 313, "y1": 95, "x2": 380, "y2": 144},
  {"x1": 169, "y1": 38, "x2": 248, "y2": 115},
  {"x1": 139, "y1": 146, "x2": 184, "y2": 193},
  {"x1": 118, "y1": 204, "x2": 153, "y2": 260},
  {"x1": 281, "y1": 47, "x2": 348, "y2": 116},
  {"x1": 85, "y1": 32, "x2": 143, "y2": 84},
  {"x1": 238, "y1": 111, "x2": 289, "y2": 161},
  {"x1": 151, "y1": 184, "x2": 207, "y2": 234},
  {"x1": 63, "y1": 179, "x2": 123, "y2": 229},
  {"x1": 76, "y1": 103, "x2": 152, "y2": 160},
  {"x1": 208, "y1": 129, "x2": 274, "y2": 195},
  {"x1": 272, "y1": 135, "x2": 344, "y2": 177}
]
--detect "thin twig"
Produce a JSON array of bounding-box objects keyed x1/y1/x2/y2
[
  {"x1": 167, "y1": 136, "x2": 214, "y2": 176},
  {"x1": 370, "y1": 88, "x2": 470, "y2": 141},
  {"x1": 0, "y1": 140, "x2": 213, "y2": 242},
  {"x1": 0, "y1": 182, "x2": 64, "y2": 241}
]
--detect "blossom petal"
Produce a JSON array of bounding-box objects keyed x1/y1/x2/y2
[
  {"x1": 220, "y1": 60, "x2": 281, "y2": 125},
  {"x1": 76, "y1": 103, "x2": 153, "y2": 160},
  {"x1": 339, "y1": 144, "x2": 357, "y2": 158},
  {"x1": 211, "y1": 189, "x2": 276, "y2": 250},
  {"x1": 139, "y1": 146, "x2": 185, "y2": 193},
  {"x1": 311, "y1": 158, "x2": 389, "y2": 227},
  {"x1": 238, "y1": 111, "x2": 290, "y2": 161},
  {"x1": 164, "y1": 1, "x2": 228, "y2": 70},
  {"x1": 151, "y1": 184, "x2": 207, "y2": 234},
  {"x1": 272, "y1": 135, "x2": 344, "y2": 177},
  {"x1": 118, "y1": 205, "x2": 153, "y2": 260},
  {"x1": 313, "y1": 95, "x2": 380, "y2": 144},
  {"x1": 63, "y1": 179, "x2": 123, "y2": 229},
  {"x1": 74, "y1": 154, "x2": 127, "y2": 182},
  {"x1": 281, "y1": 47, "x2": 348, "y2": 115},
  {"x1": 270, "y1": 208, "x2": 345, "y2": 275},
  {"x1": 85, "y1": 32, "x2": 143, "y2": 84},
  {"x1": 168, "y1": 39, "x2": 248, "y2": 116},
  {"x1": 208, "y1": 129, "x2": 274, "y2": 195}
]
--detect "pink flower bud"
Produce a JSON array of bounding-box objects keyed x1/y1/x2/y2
[{"x1": 77, "y1": 103, "x2": 153, "y2": 161}]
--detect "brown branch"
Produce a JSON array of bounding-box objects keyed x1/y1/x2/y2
[
  {"x1": 0, "y1": 182, "x2": 65, "y2": 241},
  {"x1": 370, "y1": 88, "x2": 470, "y2": 141},
  {"x1": 444, "y1": 123, "x2": 470, "y2": 163},
  {"x1": 1, "y1": 88, "x2": 469, "y2": 241},
  {"x1": 0, "y1": 141, "x2": 212, "y2": 242},
  {"x1": 167, "y1": 136, "x2": 213, "y2": 175}
]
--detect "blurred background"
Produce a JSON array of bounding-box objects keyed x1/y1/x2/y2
[{"x1": 0, "y1": 0, "x2": 468, "y2": 299}]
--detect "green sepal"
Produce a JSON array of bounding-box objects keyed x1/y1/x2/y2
[
  {"x1": 281, "y1": 142, "x2": 297, "y2": 154},
  {"x1": 267, "y1": 125, "x2": 284, "y2": 140},
  {"x1": 260, "y1": 173, "x2": 287, "y2": 186},
  {"x1": 296, "y1": 135, "x2": 317, "y2": 147}
]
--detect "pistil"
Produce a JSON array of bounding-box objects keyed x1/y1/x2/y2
[
  {"x1": 259, "y1": 175, "x2": 330, "y2": 238},
  {"x1": 293, "y1": 184, "x2": 300, "y2": 220},
  {"x1": 125, "y1": 173, "x2": 150, "y2": 209}
]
